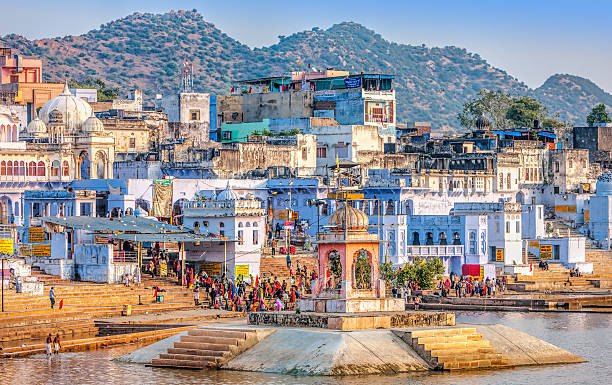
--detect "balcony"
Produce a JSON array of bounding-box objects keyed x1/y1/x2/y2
[{"x1": 405, "y1": 245, "x2": 464, "y2": 258}]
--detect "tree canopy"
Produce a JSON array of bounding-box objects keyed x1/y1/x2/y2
[
  {"x1": 586, "y1": 104, "x2": 612, "y2": 126},
  {"x1": 68, "y1": 77, "x2": 120, "y2": 101},
  {"x1": 458, "y1": 90, "x2": 565, "y2": 129}
]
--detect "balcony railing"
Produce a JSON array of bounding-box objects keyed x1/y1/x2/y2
[
  {"x1": 405, "y1": 245, "x2": 464, "y2": 257},
  {"x1": 113, "y1": 251, "x2": 137, "y2": 263}
]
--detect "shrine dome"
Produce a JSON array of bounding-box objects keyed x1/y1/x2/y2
[
  {"x1": 216, "y1": 183, "x2": 238, "y2": 201},
  {"x1": 25, "y1": 115, "x2": 47, "y2": 136},
  {"x1": 82, "y1": 113, "x2": 104, "y2": 133},
  {"x1": 596, "y1": 171, "x2": 612, "y2": 196},
  {"x1": 328, "y1": 204, "x2": 369, "y2": 231},
  {"x1": 39, "y1": 81, "x2": 92, "y2": 133}
]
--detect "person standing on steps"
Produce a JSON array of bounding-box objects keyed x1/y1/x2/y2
[
  {"x1": 46, "y1": 333, "x2": 53, "y2": 356},
  {"x1": 53, "y1": 333, "x2": 61, "y2": 355},
  {"x1": 49, "y1": 287, "x2": 55, "y2": 309}
]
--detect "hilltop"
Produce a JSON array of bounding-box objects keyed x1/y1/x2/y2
[{"x1": 2, "y1": 10, "x2": 610, "y2": 127}]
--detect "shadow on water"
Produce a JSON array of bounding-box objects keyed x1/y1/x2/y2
[{"x1": 0, "y1": 311, "x2": 609, "y2": 385}]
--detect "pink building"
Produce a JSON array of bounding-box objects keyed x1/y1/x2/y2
[{"x1": 0, "y1": 48, "x2": 42, "y2": 84}]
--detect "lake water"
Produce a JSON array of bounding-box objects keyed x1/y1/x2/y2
[{"x1": 1, "y1": 311, "x2": 609, "y2": 385}]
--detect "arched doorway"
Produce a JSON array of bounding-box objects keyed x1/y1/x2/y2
[
  {"x1": 328, "y1": 250, "x2": 342, "y2": 289},
  {"x1": 353, "y1": 249, "x2": 372, "y2": 289},
  {"x1": 0, "y1": 196, "x2": 11, "y2": 224},
  {"x1": 78, "y1": 151, "x2": 90, "y2": 180},
  {"x1": 95, "y1": 151, "x2": 107, "y2": 179}
]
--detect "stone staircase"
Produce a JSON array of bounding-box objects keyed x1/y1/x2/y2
[
  {"x1": 259, "y1": 255, "x2": 318, "y2": 279},
  {"x1": 585, "y1": 250, "x2": 612, "y2": 288},
  {"x1": 151, "y1": 327, "x2": 264, "y2": 369},
  {"x1": 395, "y1": 328, "x2": 510, "y2": 370},
  {"x1": 0, "y1": 276, "x2": 199, "y2": 345},
  {"x1": 507, "y1": 263, "x2": 599, "y2": 292}
]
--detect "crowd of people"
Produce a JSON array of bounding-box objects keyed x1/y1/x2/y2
[{"x1": 437, "y1": 274, "x2": 506, "y2": 298}]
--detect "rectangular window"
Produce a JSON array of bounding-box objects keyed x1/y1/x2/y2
[
  {"x1": 253, "y1": 230, "x2": 258, "y2": 245},
  {"x1": 538, "y1": 207, "x2": 542, "y2": 219},
  {"x1": 238, "y1": 230, "x2": 243, "y2": 245},
  {"x1": 190, "y1": 109, "x2": 200, "y2": 121},
  {"x1": 222, "y1": 131, "x2": 232, "y2": 140},
  {"x1": 10, "y1": 75, "x2": 18, "y2": 83},
  {"x1": 316, "y1": 147, "x2": 327, "y2": 158},
  {"x1": 302, "y1": 148, "x2": 307, "y2": 161},
  {"x1": 516, "y1": 221, "x2": 520, "y2": 233},
  {"x1": 219, "y1": 230, "x2": 225, "y2": 237},
  {"x1": 335, "y1": 145, "x2": 348, "y2": 158},
  {"x1": 129, "y1": 138, "x2": 136, "y2": 148},
  {"x1": 506, "y1": 221, "x2": 510, "y2": 233},
  {"x1": 555, "y1": 162, "x2": 560, "y2": 172}
]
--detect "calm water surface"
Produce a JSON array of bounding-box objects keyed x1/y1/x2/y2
[{"x1": 0, "y1": 311, "x2": 609, "y2": 385}]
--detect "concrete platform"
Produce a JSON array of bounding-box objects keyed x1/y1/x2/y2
[{"x1": 248, "y1": 310, "x2": 455, "y2": 330}]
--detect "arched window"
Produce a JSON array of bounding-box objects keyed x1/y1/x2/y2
[
  {"x1": 439, "y1": 232, "x2": 447, "y2": 245},
  {"x1": 252, "y1": 221, "x2": 258, "y2": 227},
  {"x1": 12, "y1": 125, "x2": 17, "y2": 141},
  {"x1": 453, "y1": 232, "x2": 461, "y2": 245},
  {"x1": 28, "y1": 161, "x2": 36, "y2": 176},
  {"x1": 6, "y1": 161, "x2": 12, "y2": 176},
  {"x1": 51, "y1": 160, "x2": 60, "y2": 177},
  {"x1": 238, "y1": 222, "x2": 243, "y2": 228},
  {"x1": 19, "y1": 161, "x2": 24, "y2": 176},
  {"x1": 426, "y1": 232, "x2": 434, "y2": 245},
  {"x1": 219, "y1": 222, "x2": 224, "y2": 228},
  {"x1": 13, "y1": 161, "x2": 18, "y2": 176},
  {"x1": 506, "y1": 174, "x2": 511, "y2": 189},
  {"x1": 62, "y1": 160, "x2": 69, "y2": 177},
  {"x1": 499, "y1": 173, "x2": 504, "y2": 189},
  {"x1": 412, "y1": 232, "x2": 420, "y2": 245},
  {"x1": 37, "y1": 161, "x2": 45, "y2": 176},
  {"x1": 246, "y1": 222, "x2": 251, "y2": 227},
  {"x1": 0, "y1": 161, "x2": 5, "y2": 176}
]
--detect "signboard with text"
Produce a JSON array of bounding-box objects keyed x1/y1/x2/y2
[
  {"x1": 235, "y1": 265, "x2": 249, "y2": 278},
  {"x1": 32, "y1": 244, "x2": 51, "y2": 257},
  {"x1": 540, "y1": 244, "x2": 553, "y2": 259},
  {"x1": 28, "y1": 227, "x2": 45, "y2": 243},
  {"x1": 0, "y1": 239, "x2": 13, "y2": 255},
  {"x1": 495, "y1": 248, "x2": 504, "y2": 262},
  {"x1": 200, "y1": 262, "x2": 222, "y2": 277}
]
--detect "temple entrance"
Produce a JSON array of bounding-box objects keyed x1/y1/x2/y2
[
  {"x1": 328, "y1": 250, "x2": 342, "y2": 289},
  {"x1": 78, "y1": 151, "x2": 90, "y2": 180},
  {"x1": 353, "y1": 249, "x2": 372, "y2": 289},
  {"x1": 95, "y1": 151, "x2": 107, "y2": 179}
]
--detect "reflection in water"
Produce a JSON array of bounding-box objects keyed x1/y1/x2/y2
[{"x1": 0, "y1": 312, "x2": 609, "y2": 385}]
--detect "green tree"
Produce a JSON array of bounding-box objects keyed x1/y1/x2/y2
[
  {"x1": 69, "y1": 77, "x2": 120, "y2": 101},
  {"x1": 379, "y1": 261, "x2": 398, "y2": 286},
  {"x1": 586, "y1": 104, "x2": 612, "y2": 126},
  {"x1": 354, "y1": 250, "x2": 372, "y2": 289},
  {"x1": 457, "y1": 89, "x2": 513, "y2": 130},
  {"x1": 505, "y1": 96, "x2": 546, "y2": 128},
  {"x1": 397, "y1": 256, "x2": 444, "y2": 289}
]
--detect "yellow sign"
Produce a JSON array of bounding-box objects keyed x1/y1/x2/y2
[
  {"x1": 200, "y1": 262, "x2": 222, "y2": 276},
  {"x1": 584, "y1": 210, "x2": 590, "y2": 223},
  {"x1": 20, "y1": 244, "x2": 32, "y2": 256},
  {"x1": 555, "y1": 205, "x2": 576, "y2": 213},
  {"x1": 235, "y1": 265, "x2": 249, "y2": 277},
  {"x1": 28, "y1": 227, "x2": 45, "y2": 243},
  {"x1": 529, "y1": 241, "x2": 540, "y2": 248},
  {"x1": 479, "y1": 266, "x2": 484, "y2": 281},
  {"x1": 495, "y1": 248, "x2": 504, "y2": 262},
  {"x1": 160, "y1": 263, "x2": 167, "y2": 276},
  {"x1": 540, "y1": 245, "x2": 553, "y2": 253},
  {"x1": 95, "y1": 235, "x2": 109, "y2": 245},
  {"x1": 291, "y1": 212, "x2": 299, "y2": 220},
  {"x1": 0, "y1": 239, "x2": 14, "y2": 255},
  {"x1": 32, "y1": 244, "x2": 51, "y2": 256},
  {"x1": 327, "y1": 192, "x2": 365, "y2": 200},
  {"x1": 540, "y1": 252, "x2": 553, "y2": 260}
]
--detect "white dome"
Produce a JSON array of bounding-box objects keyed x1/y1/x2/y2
[
  {"x1": 216, "y1": 183, "x2": 237, "y2": 201},
  {"x1": 82, "y1": 114, "x2": 104, "y2": 133},
  {"x1": 39, "y1": 82, "x2": 92, "y2": 133},
  {"x1": 25, "y1": 116, "x2": 47, "y2": 136}
]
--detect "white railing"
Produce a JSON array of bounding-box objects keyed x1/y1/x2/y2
[{"x1": 405, "y1": 245, "x2": 464, "y2": 257}]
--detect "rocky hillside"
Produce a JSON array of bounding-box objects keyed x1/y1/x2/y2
[{"x1": 1, "y1": 10, "x2": 609, "y2": 127}]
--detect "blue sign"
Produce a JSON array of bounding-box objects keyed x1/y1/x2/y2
[{"x1": 344, "y1": 77, "x2": 362, "y2": 88}]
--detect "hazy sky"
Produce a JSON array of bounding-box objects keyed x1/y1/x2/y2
[{"x1": 2, "y1": 0, "x2": 611, "y2": 92}]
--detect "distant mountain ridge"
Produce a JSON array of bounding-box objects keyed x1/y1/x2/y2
[{"x1": 1, "y1": 10, "x2": 610, "y2": 127}]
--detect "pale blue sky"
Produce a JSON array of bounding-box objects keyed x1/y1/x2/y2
[{"x1": 2, "y1": 0, "x2": 611, "y2": 92}]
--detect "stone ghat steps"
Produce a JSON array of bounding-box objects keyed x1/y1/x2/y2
[
  {"x1": 0, "y1": 301, "x2": 196, "y2": 328},
  {"x1": 259, "y1": 256, "x2": 318, "y2": 278},
  {"x1": 398, "y1": 328, "x2": 511, "y2": 371},
  {"x1": 0, "y1": 319, "x2": 99, "y2": 344},
  {"x1": 151, "y1": 328, "x2": 260, "y2": 370},
  {"x1": 0, "y1": 325, "x2": 196, "y2": 358}
]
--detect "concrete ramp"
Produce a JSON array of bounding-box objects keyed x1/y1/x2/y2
[
  {"x1": 225, "y1": 328, "x2": 431, "y2": 375},
  {"x1": 472, "y1": 324, "x2": 585, "y2": 366}
]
